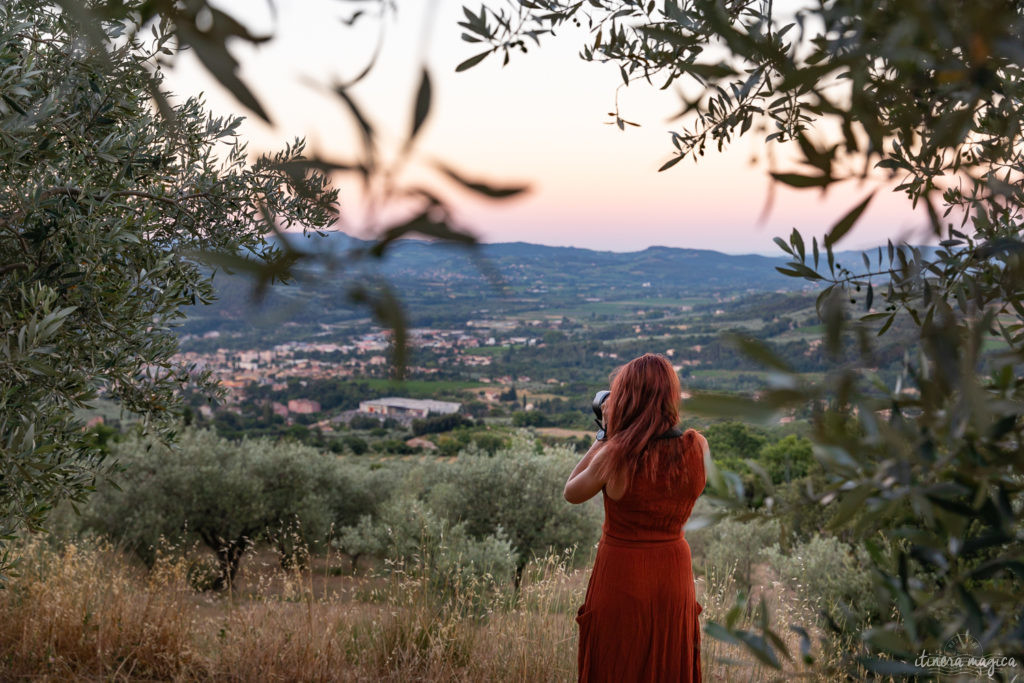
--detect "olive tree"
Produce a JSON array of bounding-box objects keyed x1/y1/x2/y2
[
  {"x1": 422, "y1": 435, "x2": 603, "y2": 582},
  {"x1": 85, "y1": 429, "x2": 365, "y2": 588},
  {"x1": 456, "y1": 0, "x2": 1024, "y2": 673},
  {"x1": 2, "y1": 0, "x2": 527, "y2": 569},
  {"x1": 0, "y1": 0, "x2": 336, "y2": 566}
]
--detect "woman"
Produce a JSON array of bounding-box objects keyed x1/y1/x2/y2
[{"x1": 565, "y1": 353, "x2": 708, "y2": 683}]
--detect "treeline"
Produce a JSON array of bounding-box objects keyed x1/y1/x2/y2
[
  {"x1": 66, "y1": 420, "x2": 821, "y2": 590},
  {"x1": 69, "y1": 429, "x2": 600, "y2": 591}
]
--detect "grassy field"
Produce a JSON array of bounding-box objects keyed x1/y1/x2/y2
[
  {"x1": 769, "y1": 324, "x2": 825, "y2": 342},
  {"x1": 463, "y1": 345, "x2": 516, "y2": 356},
  {"x1": 536, "y1": 427, "x2": 592, "y2": 439},
  {"x1": 509, "y1": 300, "x2": 669, "y2": 319},
  {"x1": 0, "y1": 537, "x2": 865, "y2": 682},
  {"x1": 688, "y1": 369, "x2": 774, "y2": 381},
  {"x1": 359, "y1": 378, "x2": 487, "y2": 396}
]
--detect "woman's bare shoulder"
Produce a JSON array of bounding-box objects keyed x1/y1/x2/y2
[
  {"x1": 683, "y1": 428, "x2": 710, "y2": 455},
  {"x1": 590, "y1": 444, "x2": 626, "y2": 500}
]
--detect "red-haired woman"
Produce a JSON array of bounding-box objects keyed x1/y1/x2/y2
[{"x1": 565, "y1": 353, "x2": 708, "y2": 683}]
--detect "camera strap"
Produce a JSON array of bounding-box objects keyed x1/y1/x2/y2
[
  {"x1": 597, "y1": 426, "x2": 684, "y2": 442},
  {"x1": 653, "y1": 427, "x2": 684, "y2": 440}
]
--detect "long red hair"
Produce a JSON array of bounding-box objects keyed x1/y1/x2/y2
[{"x1": 596, "y1": 353, "x2": 701, "y2": 488}]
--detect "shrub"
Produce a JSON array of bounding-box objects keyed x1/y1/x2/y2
[
  {"x1": 688, "y1": 516, "x2": 782, "y2": 590},
  {"x1": 333, "y1": 515, "x2": 382, "y2": 573},
  {"x1": 762, "y1": 534, "x2": 883, "y2": 630},
  {"x1": 771, "y1": 472, "x2": 838, "y2": 543},
  {"x1": 703, "y1": 421, "x2": 768, "y2": 459},
  {"x1": 354, "y1": 496, "x2": 519, "y2": 608},
  {"x1": 758, "y1": 435, "x2": 816, "y2": 484},
  {"x1": 343, "y1": 435, "x2": 369, "y2": 455},
  {"x1": 511, "y1": 411, "x2": 548, "y2": 427},
  {"x1": 434, "y1": 431, "x2": 471, "y2": 457},
  {"x1": 423, "y1": 435, "x2": 602, "y2": 579},
  {"x1": 382, "y1": 438, "x2": 417, "y2": 455},
  {"x1": 349, "y1": 415, "x2": 382, "y2": 430},
  {"x1": 411, "y1": 413, "x2": 474, "y2": 436},
  {"x1": 473, "y1": 433, "x2": 508, "y2": 455}
]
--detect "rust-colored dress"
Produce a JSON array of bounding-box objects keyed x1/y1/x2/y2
[{"x1": 576, "y1": 430, "x2": 706, "y2": 683}]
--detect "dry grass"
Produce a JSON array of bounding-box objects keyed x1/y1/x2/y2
[
  {"x1": 534, "y1": 428, "x2": 593, "y2": 439},
  {"x1": 0, "y1": 540, "x2": 201, "y2": 680},
  {"x1": 0, "y1": 539, "x2": 856, "y2": 681}
]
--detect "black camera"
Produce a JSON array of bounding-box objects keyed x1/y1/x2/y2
[{"x1": 592, "y1": 390, "x2": 610, "y2": 440}]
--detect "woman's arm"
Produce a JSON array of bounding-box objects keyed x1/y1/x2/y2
[
  {"x1": 697, "y1": 432, "x2": 710, "y2": 489},
  {"x1": 564, "y1": 440, "x2": 609, "y2": 504},
  {"x1": 567, "y1": 439, "x2": 601, "y2": 479},
  {"x1": 696, "y1": 432, "x2": 710, "y2": 458}
]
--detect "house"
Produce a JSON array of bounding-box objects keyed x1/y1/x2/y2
[{"x1": 287, "y1": 399, "x2": 321, "y2": 414}]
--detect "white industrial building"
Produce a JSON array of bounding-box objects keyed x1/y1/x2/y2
[{"x1": 357, "y1": 397, "x2": 461, "y2": 418}]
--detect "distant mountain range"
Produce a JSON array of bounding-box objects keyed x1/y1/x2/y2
[
  {"x1": 287, "y1": 232, "x2": 808, "y2": 292},
  {"x1": 179, "y1": 233, "x2": 875, "y2": 337}
]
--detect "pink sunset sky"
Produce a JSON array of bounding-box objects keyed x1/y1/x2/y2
[{"x1": 164, "y1": 0, "x2": 932, "y2": 256}]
